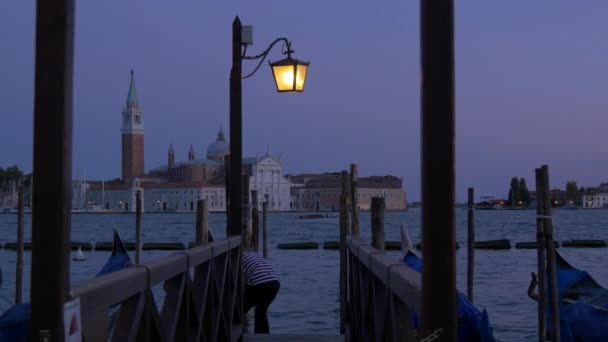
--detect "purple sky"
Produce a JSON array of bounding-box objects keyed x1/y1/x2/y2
[{"x1": 2, "y1": 1, "x2": 608, "y2": 202}]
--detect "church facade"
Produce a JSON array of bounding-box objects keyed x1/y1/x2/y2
[{"x1": 81, "y1": 71, "x2": 292, "y2": 212}]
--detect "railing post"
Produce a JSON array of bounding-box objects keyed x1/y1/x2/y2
[
  {"x1": 251, "y1": 190, "x2": 259, "y2": 252},
  {"x1": 339, "y1": 170, "x2": 350, "y2": 334},
  {"x1": 350, "y1": 164, "x2": 359, "y2": 239},
  {"x1": 371, "y1": 197, "x2": 385, "y2": 252},
  {"x1": 135, "y1": 190, "x2": 142, "y2": 264},
  {"x1": 262, "y1": 194, "x2": 269, "y2": 258},
  {"x1": 15, "y1": 186, "x2": 25, "y2": 304},
  {"x1": 467, "y1": 188, "x2": 475, "y2": 303},
  {"x1": 196, "y1": 199, "x2": 209, "y2": 244},
  {"x1": 535, "y1": 168, "x2": 547, "y2": 342},
  {"x1": 420, "y1": 0, "x2": 457, "y2": 339},
  {"x1": 541, "y1": 165, "x2": 561, "y2": 342},
  {"x1": 30, "y1": 0, "x2": 75, "y2": 339}
]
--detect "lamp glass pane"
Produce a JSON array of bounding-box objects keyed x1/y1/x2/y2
[
  {"x1": 272, "y1": 65, "x2": 296, "y2": 92},
  {"x1": 295, "y1": 64, "x2": 308, "y2": 91}
]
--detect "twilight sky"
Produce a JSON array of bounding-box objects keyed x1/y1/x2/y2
[{"x1": 2, "y1": 1, "x2": 608, "y2": 202}]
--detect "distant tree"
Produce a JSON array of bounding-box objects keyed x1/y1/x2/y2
[
  {"x1": 566, "y1": 181, "x2": 578, "y2": 201},
  {"x1": 0, "y1": 165, "x2": 24, "y2": 191},
  {"x1": 520, "y1": 178, "x2": 530, "y2": 205},
  {"x1": 508, "y1": 177, "x2": 520, "y2": 206},
  {"x1": 579, "y1": 187, "x2": 586, "y2": 193}
]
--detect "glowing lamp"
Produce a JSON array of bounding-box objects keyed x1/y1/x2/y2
[{"x1": 269, "y1": 57, "x2": 309, "y2": 92}]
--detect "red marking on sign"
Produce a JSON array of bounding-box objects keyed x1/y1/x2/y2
[{"x1": 69, "y1": 315, "x2": 78, "y2": 335}]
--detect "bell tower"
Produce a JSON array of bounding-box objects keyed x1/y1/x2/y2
[{"x1": 121, "y1": 70, "x2": 145, "y2": 182}]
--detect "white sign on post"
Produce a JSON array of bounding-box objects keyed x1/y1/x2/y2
[{"x1": 64, "y1": 297, "x2": 82, "y2": 342}]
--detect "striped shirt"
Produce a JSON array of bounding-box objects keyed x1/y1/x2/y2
[{"x1": 242, "y1": 251, "x2": 279, "y2": 286}]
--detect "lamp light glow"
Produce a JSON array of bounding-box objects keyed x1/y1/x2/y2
[{"x1": 269, "y1": 57, "x2": 309, "y2": 92}]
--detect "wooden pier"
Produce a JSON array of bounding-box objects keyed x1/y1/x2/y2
[{"x1": 26, "y1": 0, "x2": 456, "y2": 341}]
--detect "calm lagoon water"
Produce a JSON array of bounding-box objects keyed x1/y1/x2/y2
[{"x1": 1, "y1": 208, "x2": 608, "y2": 341}]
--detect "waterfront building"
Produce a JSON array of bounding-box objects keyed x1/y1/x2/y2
[
  {"x1": 582, "y1": 193, "x2": 608, "y2": 208},
  {"x1": 246, "y1": 152, "x2": 292, "y2": 211},
  {"x1": 289, "y1": 173, "x2": 407, "y2": 211}
]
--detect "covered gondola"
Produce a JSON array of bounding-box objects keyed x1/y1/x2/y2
[{"x1": 528, "y1": 251, "x2": 608, "y2": 341}]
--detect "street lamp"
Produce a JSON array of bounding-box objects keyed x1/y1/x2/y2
[{"x1": 228, "y1": 16, "x2": 309, "y2": 239}]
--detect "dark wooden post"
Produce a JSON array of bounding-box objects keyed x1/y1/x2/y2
[
  {"x1": 135, "y1": 190, "x2": 142, "y2": 264},
  {"x1": 541, "y1": 165, "x2": 561, "y2": 342},
  {"x1": 420, "y1": 0, "x2": 457, "y2": 339},
  {"x1": 467, "y1": 188, "x2": 475, "y2": 303},
  {"x1": 350, "y1": 164, "x2": 359, "y2": 239},
  {"x1": 196, "y1": 199, "x2": 209, "y2": 244},
  {"x1": 262, "y1": 194, "x2": 269, "y2": 258},
  {"x1": 251, "y1": 190, "x2": 259, "y2": 252},
  {"x1": 535, "y1": 167, "x2": 547, "y2": 342},
  {"x1": 224, "y1": 154, "x2": 231, "y2": 236},
  {"x1": 371, "y1": 197, "x2": 385, "y2": 252},
  {"x1": 242, "y1": 175, "x2": 251, "y2": 249},
  {"x1": 30, "y1": 0, "x2": 75, "y2": 339},
  {"x1": 15, "y1": 186, "x2": 25, "y2": 304},
  {"x1": 339, "y1": 170, "x2": 350, "y2": 334},
  {"x1": 229, "y1": 16, "x2": 243, "y2": 238}
]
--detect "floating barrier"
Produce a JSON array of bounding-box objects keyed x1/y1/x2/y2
[
  {"x1": 3, "y1": 243, "x2": 32, "y2": 250},
  {"x1": 71, "y1": 242, "x2": 93, "y2": 251},
  {"x1": 323, "y1": 241, "x2": 339, "y2": 250},
  {"x1": 515, "y1": 241, "x2": 560, "y2": 249},
  {"x1": 562, "y1": 239, "x2": 607, "y2": 248},
  {"x1": 323, "y1": 240, "x2": 401, "y2": 250},
  {"x1": 95, "y1": 242, "x2": 136, "y2": 251},
  {"x1": 277, "y1": 242, "x2": 319, "y2": 250},
  {"x1": 384, "y1": 241, "x2": 401, "y2": 250},
  {"x1": 474, "y1": 239, "x2": 511, "y2": 250},
  {"x1": 297, "y1": 214, "x2": 333, "y2": 219},
  {"x1": 415, "y1": 242, "x2": 461, "y2": 250},
  {"x1": 142, "y1": 242, "x2": 185, "y2": 251}
]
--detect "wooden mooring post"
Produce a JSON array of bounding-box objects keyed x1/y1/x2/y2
[
  {"x1": 196, "y1": 199, "x2": 209, "y2": 244},
  {"x1": 262, "y1": 194, "x2": 269, "y2": 258},
  {"x1": 539, "y1": 165, "x2": 561, "y2": 342},
  {"x1": 243, "y1": 175, "x2": 251, "y2": 250},
  {"x1": 371, "y1": 197, "x2": 385, "y2": 251},
  {"x1": 350, "y1": 163, "x2": 359, "y2": 239},
  {"x1": 224, "y1": 155, "x2": 231, "y2": 236},
  {"x1": 467, "y1": 188, "x2": 475, "y2": 303},
  {"x1": 30, "y1": 0, "x2": 75, "y2": 339},
  {"x1": 15, "y1": 186, "x2": 25, "y2": 304},
  {"x1": 535, "y1": 168, "x2": 548, "y2": 342},
  {"x1": 251, "y1": 190, "x2": 259, "y2": 252},
  {"x1": 135, "y1": 190, "x2": 142, "y2": 264},
  {"x1": 420, "y1": 0, "x2": 457, "y2": 339},
  {"x1": 339, "y1": 170, "x2": 350, "y2": 334}
]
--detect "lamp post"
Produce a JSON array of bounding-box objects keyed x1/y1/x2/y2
[{"x1": 228, "y1": 16, "x2": 309, "y2": 238}]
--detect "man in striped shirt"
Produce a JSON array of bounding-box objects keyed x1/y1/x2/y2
[{"x1": 242, "y1": 250, "x2": 280, "y2": 333}]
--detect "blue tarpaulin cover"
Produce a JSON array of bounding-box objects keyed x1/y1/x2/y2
[
  {"x1": 544, "y1": 251, "x2": 608, "y2": 341},
  {"x1": 403, "y1": 250, "x2": 496, "y2": 342}
]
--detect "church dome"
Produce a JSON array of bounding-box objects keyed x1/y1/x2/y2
[{"x1": 207, "y1": 128, "x2": 230, "y2": 161}]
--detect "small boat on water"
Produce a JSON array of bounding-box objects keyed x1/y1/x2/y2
[
  {"x1": 73, "y1": 245, "x2": 86, "y2": 261},
  {"x1": 0, "y1": 228, "x2": 132, "y2": 341},
  {"x1": 399, "y1": 227, "x2": 496, "y2": 342},
  {"x1": 528, "y1": 251, "x2": 608, "y2": 341}
]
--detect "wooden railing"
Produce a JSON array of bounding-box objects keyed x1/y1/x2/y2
[
  {"x1": 70, "y1": 236, "x2": 243, "y2": 342},
  {"x1": 345, "y1": 237, "x2": 421, "y2": 342}
]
